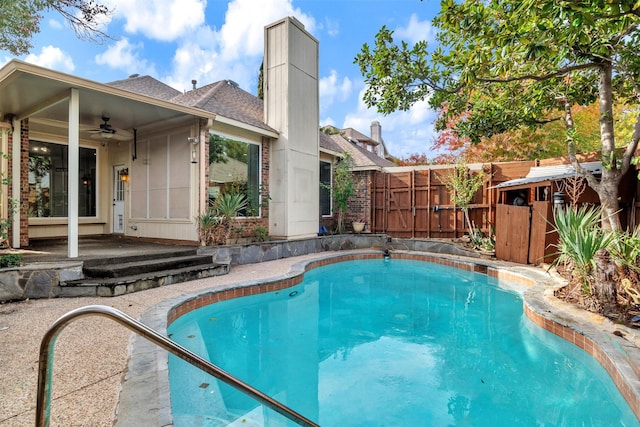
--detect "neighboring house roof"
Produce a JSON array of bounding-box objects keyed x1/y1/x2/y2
[
  {"x1": 341, "y1": 127, "x2": 379, "y2": 146},
  {"x1": 491, "y1": 161, "x2": 603, "y2": 190},
  {"x1": 209, "y1": 157, "x2": 248, "y2": 184},
  {"x1": 322, "y1": 131, "x2": 395, "y2": 170},
  {"x1": 319, "y1": 131, "x2": 344, "y2": 155}
]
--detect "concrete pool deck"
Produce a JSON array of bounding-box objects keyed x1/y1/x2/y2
[{"x1": 1, "y1": 250, "x2": 640, "y2": 425}]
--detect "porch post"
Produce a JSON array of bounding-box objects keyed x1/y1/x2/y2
[{"x1": 68, "y1": 88, "x2": 79, "y2": 258}]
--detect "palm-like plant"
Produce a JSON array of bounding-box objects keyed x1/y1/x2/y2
[
  {"x1": 196, "y1": 193, "x2": 247, "y2": 246},
  {"x1": 610, "y1": 226, "x2": 640, "y2": 273},
  {"x1": 551, "y1": 205, "x2": 614, "y2": 294}
]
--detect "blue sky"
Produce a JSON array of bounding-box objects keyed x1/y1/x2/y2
[{"x1": 0, "y1": 0, "x2": 442, "y2": 158}]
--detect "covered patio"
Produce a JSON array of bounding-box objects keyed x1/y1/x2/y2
[{"x1": 0, "y1": 60, "x2": 215, "y2": 258}]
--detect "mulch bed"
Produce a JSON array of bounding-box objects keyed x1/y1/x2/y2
[{"x1": 554, "y1": 263, "x2": 640, "y2": 327}]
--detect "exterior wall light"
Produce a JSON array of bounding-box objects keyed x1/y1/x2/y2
[
  {"x1": 120, "y1": 168, "x2": 129, "y2": 182},
  {"x1": 189, "y1": 137, "x2": 199, "y2": 164}
]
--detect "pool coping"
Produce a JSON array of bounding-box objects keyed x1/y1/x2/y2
[{"x1": 114, "y1": 250, "x2": 640, "y2": 425}]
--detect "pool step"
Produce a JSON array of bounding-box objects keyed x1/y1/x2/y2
[{"x1": 60, "y1": 250, "x2": 230, "y2": 297}]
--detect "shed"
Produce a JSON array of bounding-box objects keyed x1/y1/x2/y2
[{"x1": 491, "y1": 162, "x2": 603, "y2": 265}]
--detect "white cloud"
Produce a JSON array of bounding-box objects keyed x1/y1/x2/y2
[
  {"x1": 95, "y1": 38, "x2": 156, "y2": 76},
  {"x1": 319, "y1": 70, "x2": 353, "y2": 112},
  {"x1": 219, "y1": 0, "x2": 316, "y2": 61},
  {"x1": 394, "y1": 14, "x2": 434, "y2": 45},
  {"x1": 25, "y1": 46, "x2": 75, "y2": 72},
  {"x1": 343, "y1": 86, "x2": 438, "y2": 157},
  {"x1": 109, "y1": 0, "x2": 206, "y2": 41},
  {"x1": 325, "y1": 17, "x2": 339, "y2": 37},
  {"x1": 166, "y1": 0, "x2": 317, "y2": 92},
  {"x1": 48, "y1": 19, "x2": 63, "y2": 30}
]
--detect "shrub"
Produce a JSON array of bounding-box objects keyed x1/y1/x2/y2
[
  {"x1": 253, "y1": 225, "x2": 268, "y2": 242},
  {"x1": 610, "y1": 226, "x2": 640, "y2": 273},
  {"x1": 0, "y1": 253, "x2": 22, "y2": 268},
  {"x1": 551, "y1": 205, "x2": 614, "y2": 293}
]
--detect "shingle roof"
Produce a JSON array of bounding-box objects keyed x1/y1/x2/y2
[
  {"x1": 170, "y1": 80, "x2": 275, "y2": 132},
  {"x1": 106, "y1": 75, "x2": 387, "y2": 159},
  {"x1": 341, "y1": 127, "x2": 378, "y2": 146},
  {"x1": 323, "y1": 132, "x2": 395, "y2": 169},
  {"x1": 107, "y1": 76, "x2": 275, "y2": 133},
  {"x1": 107, "y1": 75, "x2": 181, "y2": 101}
]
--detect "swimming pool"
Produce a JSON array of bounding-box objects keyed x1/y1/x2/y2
[{"x1": 167, "y1": 258, "x2": 639, "y2": 426}]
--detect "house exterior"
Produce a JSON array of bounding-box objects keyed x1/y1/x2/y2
[
  {"x1": 0, "y1": 17, "x2": 321, "y2": 257},
  {"x1": 319, "y1": 124, "x2": 395, "y2": 232}
]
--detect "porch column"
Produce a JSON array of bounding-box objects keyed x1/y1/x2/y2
[{"x1": 68, "y1": 88, "x2": 79, "y2": 258}]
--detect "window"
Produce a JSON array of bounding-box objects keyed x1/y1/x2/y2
[
  {"x1": 208, "y1": 134, "x2": 261, "y2": 216},
  {"x1": 28, "y1": 141, "x2": 96, "y2": 217},
  {"x1": 320, "y1": 160, "x2": 332, "y2": 216}
]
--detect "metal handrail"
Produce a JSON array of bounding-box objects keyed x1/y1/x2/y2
[{"x1": 36, "y1": 305, "x2": 319, "y2": 427}]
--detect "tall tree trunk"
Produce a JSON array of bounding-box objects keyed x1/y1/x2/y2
[{"x1": 597, "y1": 61, "x2": 622, "y2": 231}]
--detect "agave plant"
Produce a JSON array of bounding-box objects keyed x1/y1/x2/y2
[
  {"x1": 211, "y1": 193, "x2": 248, "y2": 244},
  {"x1": 551, "y1": 205, "x2": 614, "y2": 294},
  {"x1": 195, "y1": 209, "x2": 222, "y2": 246},
  {"x1": 212, "y1": 192, "x2": 247, "y2": 219}
]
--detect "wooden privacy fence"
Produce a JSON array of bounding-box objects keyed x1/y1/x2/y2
[{"x1": 370, "y1": 162, "x2": 534, "y2": 239}]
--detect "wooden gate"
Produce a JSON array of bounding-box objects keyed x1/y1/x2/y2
[
  {"x1": 371, "y1": 169, "x2": 492, "y2": 238},
  {"x1": 495, "y1": 204, "x2": 531, "y2": 264}
]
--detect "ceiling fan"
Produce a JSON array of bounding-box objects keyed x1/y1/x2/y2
[{"x1": 83, "y1": 115, "x2": 132, "y2": 141}]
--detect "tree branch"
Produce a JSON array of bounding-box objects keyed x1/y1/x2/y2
[{"x1": 477, "y1": 62, "x2": 599, "y2": 83}]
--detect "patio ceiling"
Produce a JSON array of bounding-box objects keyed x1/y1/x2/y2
[{"x1": 0, "y1": 60, "x2": 215, "y2": 138}]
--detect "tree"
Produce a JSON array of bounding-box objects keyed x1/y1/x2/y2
[
  {"x1": 431, "y1": 102, "x2": 607, "y2": 163},
  {"x1": 0, "y1": 0, "x2": 112, "y2": 56},
  {"x1": 327, "y1": 152, "x2": 355, "y2": 234},
  {"x1": 355, "y1": 0, "x2": 640, "y2": 231},
  {"x1": 444, "y1": 162, "x2": 486, "y2": 246}
]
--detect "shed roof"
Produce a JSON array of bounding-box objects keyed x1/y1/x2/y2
[{"x1": 491, "y1": 161, "x2": 602, "y2": 189}]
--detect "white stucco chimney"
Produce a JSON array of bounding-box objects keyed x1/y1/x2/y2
[
  {"x1": 264, "y1": 17, "x2": 320, "y2": 240},
  {"x1": 370, "y1": 121, "x2": 382, "y2": 157}
]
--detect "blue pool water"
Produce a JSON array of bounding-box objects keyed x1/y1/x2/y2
[{"x1": 168, "y1": 259, "x2": 639, "y2": 426}]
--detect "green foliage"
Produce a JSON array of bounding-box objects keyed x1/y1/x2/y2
[
  {"x1": 253, "y1": 225, "x2": 268, "y2": 242},
  {"x1": 324, "y1": 152, "x2": 355, "y2": 233},
  {"x1": 196, "y1": 193, "x2": 247, "y2": 245},
  {"x1": 445, "y1": 162, "x2": 484, "y2": 210},
  {"x1": 195, "y1": 210, "x2": 222, "y2": 246},
  {"x1": 0, "y1": 253, "x2": 22, "y2": 268},
  {"x1": 610, "y1": 227, "x2": 640, "y2": 273},
  {"x1": 444, "y1": 162, "x2": 485, "y2": 238},
  {"x1": 246, "y1": 183, "x2": 270, "y2": 217},
  {"x1": 0, "y1": 0, "x2": 112, "y2": 55},
  {"x1": 551, "y1": 205, "x2": 615, "y2": 292},
  {"x1": 212, "y1": 192, "x2": 247, "y2": 220}
]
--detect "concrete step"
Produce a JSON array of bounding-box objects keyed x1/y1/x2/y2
[
  {"x1": 83, "y1": 254, "x2": 214, "y2": 278},
  {"x1": 60, "y1": 259, "x2": 230, "y2": 297}
]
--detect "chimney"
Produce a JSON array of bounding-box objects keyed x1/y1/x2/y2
[
  {"x1": 191, "y1": 79, "x2": 197, "y2": 90},
  {"x1": 370, "y1": 121, "x2": 382, "y2": 143}
]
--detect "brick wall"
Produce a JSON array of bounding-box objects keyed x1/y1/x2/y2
[{"x1": 346, "y1": 170, "x2": 373, "y2": 231}]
